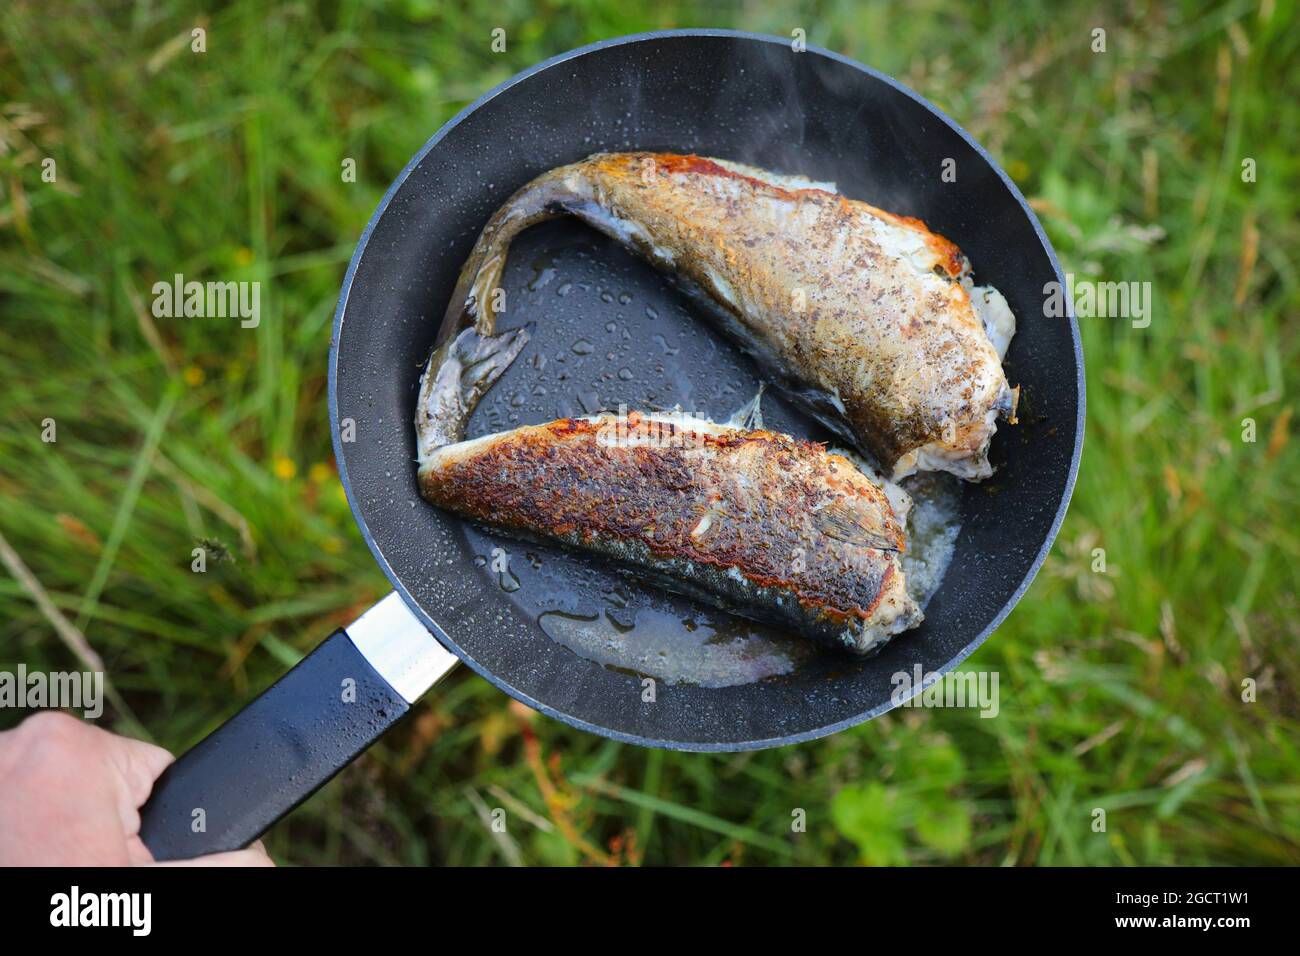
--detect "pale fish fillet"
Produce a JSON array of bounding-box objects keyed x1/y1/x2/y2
[{"x1": 442, "y1": 151, "x2": 1019, "y2": 481}]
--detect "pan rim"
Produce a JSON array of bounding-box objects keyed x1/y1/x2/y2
[{"x1": 328, "y1": 28, "x2": 1086, "y2": 752}]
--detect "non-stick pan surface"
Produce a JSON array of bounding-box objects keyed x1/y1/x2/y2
[{"x1": 329, "y1": 29, "x2": 1084, "y2": 750}]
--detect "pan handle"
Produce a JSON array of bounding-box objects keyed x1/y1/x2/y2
[{"x1": 138, "y1": 592, "x2": 458, "y2": 861}]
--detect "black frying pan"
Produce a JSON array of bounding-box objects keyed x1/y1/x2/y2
[{"x1": 139, "y1": 29, "x2": 1083, "y2": 860}]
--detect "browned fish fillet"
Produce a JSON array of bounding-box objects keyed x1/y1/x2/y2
[
  {"x1": 443, "y1": 151, "x2": 1019, "y2": 480},
  {"x1": 417, "y1": 411, "x2": 922, "y2": 655}
]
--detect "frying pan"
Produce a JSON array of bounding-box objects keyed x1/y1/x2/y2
[{"x1": 139, "y1": 29, "x2": 1083, "y2": 860}]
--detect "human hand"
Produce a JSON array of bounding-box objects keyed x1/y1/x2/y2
[{"x1": 0, "y1": 711, "x2": 274, "y2": 867}]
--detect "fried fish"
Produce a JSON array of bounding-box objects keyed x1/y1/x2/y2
[
  {"x1": 442, "y1": 151, "x2": 1019, "y2": 480},
  {"x1": 416, "y1": 408, "x2": 922, "y2": 655}
]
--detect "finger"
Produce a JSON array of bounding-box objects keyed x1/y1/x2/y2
[
  {"x1": 151, "y1": 842, "x2": 275, "y2": 868},
  {"x1": 99, "y1": 732, "x2": 173, "y2": 836},
  {"x1": 125, "y1": 835, "x2": 157, "y2": 867},
  {"x1": 76, "y1": 724, "x2": 175, "y2": 848},
  {"x1": 107, "y1": 734, "x2": 175, "y2": 810}
]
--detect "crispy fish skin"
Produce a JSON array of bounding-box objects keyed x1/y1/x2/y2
[
  {"x1": 418, "y1": 412, "x2": 922, "y2": 656},
  {"x1": 445, "y1": 152, "x2": 1018, "y2": 481}
]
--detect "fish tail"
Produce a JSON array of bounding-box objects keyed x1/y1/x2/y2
[
  {"x1": 416, "y1": 323, "x2": 531, "y2": 463},
  {"x1": 443, "y1": 168, "x2": 584, "y2": 336},
  {"x1": 420, "y1": 169, "x2": 589, "y2": 465}
]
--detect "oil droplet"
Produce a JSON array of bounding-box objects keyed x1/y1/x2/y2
[
  {"x1": 497, "y1": 566, "x2": 521, "y2": 593},
  {"x1": 653, "y1": 333, "x2": 680, "y2": 356}
]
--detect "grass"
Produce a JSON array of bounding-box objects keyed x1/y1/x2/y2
[{"x1": 1, "y1": 0, "x2": 1297, "y2": 866}]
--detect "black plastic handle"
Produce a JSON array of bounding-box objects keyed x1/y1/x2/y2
[{"x1": 139, "y1": 629, "x2": 410, "y2": 861}]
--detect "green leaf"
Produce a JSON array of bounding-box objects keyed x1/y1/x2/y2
[
  {"x1": 916, "y1": 739, "x2": 966, "y2": 789},
  {"x1": 915, "y1": 800, "x2": 973, "y2": 856},
  {"x1": 832, "y1": 784, "x2": 909, "y2": 866}
]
